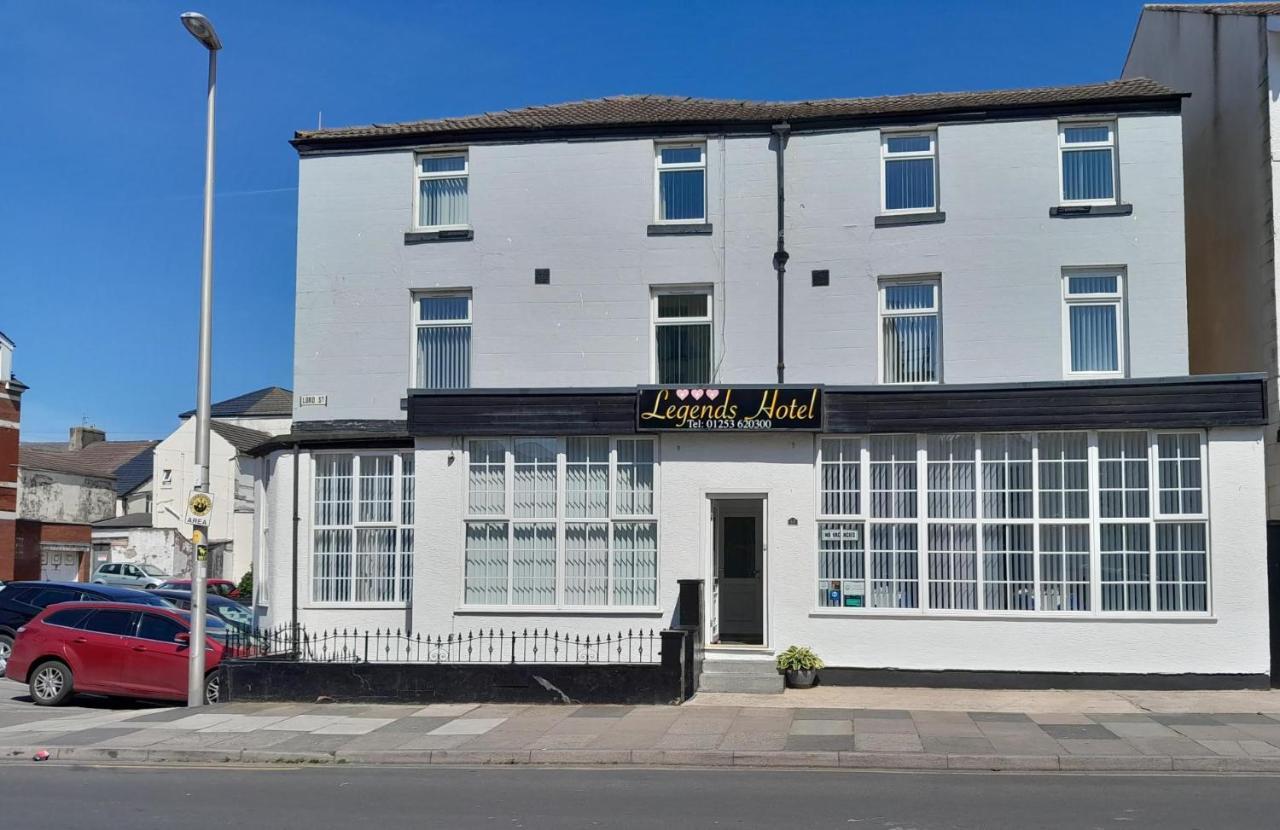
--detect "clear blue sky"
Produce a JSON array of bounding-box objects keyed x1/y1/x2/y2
[{"x1": 2, "y1": 0, "x2": 1150, "y2": 441}]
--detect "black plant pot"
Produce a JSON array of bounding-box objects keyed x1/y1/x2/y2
[{"x1": 785, "y1": 668, "x2": 817, "y2": 689}]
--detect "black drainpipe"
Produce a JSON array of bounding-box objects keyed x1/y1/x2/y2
[
  {"x1": 772, "y1": 122, "x2": 791, "y2": 384},
  {"x1": 290, "y1": 443, "x2": 300, "y2": 656}
]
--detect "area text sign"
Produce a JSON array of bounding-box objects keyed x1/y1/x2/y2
[{"x1": 636, "y1": 386, "x2": 823, "y2": 431}]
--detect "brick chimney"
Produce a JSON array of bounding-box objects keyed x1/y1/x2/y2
[{"x1": 69, "y1": 425, "x2": 106, "y2": 450}]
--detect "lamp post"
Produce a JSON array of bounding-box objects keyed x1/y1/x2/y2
[{"x1": 181, "y1": 11, "x2": 221, "y2": 707}]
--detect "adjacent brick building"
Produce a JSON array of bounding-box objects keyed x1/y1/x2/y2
[{"x1": 0, "y1": 331, "x2": 27, "y2": 581}]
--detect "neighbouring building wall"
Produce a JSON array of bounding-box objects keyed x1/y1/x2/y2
[
  {"x1": 152, "y1": 419, "x2": 254, "y2": 579},
  {"x1": 1124, "y1": 11, "x2": 1280, "y2": 518},
  {"x1": 293, "y1": 112, "x2": 1187, "y2": 424},
  {"x1": 0, "y1": 387, "x2": 19, "y2": 580},
  {"x1": 17, "y1": 468, "x2": 115, "y2": 524},
  {"x1": 263, "y1": 424, "x2": 1268, "y2": 676},
  {"x1": 92, "y1": 527, "x2": 193, "y2": 576}
]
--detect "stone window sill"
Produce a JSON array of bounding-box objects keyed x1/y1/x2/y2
[
  {"x1": 1049, "y1": 204, "x2": 1133, "y2": 218},
  {"x1": 404, "y1": 228, "x2": 474, "y2": 244},
  {"x1": 874, "y1": 211, "x2": 946, "y2": 228},
  {"x1": 647, "y1": 223, "x2": 713, "y2": 236}
]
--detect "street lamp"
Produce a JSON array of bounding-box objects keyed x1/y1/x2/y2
[{"x1": 181, "y1": 10, "x2": 221, "y2": 707}]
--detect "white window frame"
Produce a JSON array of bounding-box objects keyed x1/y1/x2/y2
[
  {"x1": 411, "y1": 290, "x2": 472, "y2": 390},
  {"x1": 653, "y1": 142, "x2": 707, "y2": 224},
  {"x1": 877, "y1": 277, "x2": 942, "y2": 385},
  {"x1": 308, "y1": 451, "x2": 415, "y2": 608},
  {"x1": 811, "y1": 429, "x2": 1211, "y2": 619},
  {"x1": 460, "y1": 436, "x2": 660, "y2": 612},
  {"x1": 1058, "y1": 121, "x2": 1118, "y2": 206},
  {"x1": 1061, "y1": 270, "x2": 1125, "y2": 379},
  {"x1": 880, "y1": 130, "x2": 938, "y2": 215},
  {"x1": 650, "y1": 285, "x2": 714, "y2": 384},
  {"x1": 413, "y1": 150, "x2": 470, "y2": 231}
]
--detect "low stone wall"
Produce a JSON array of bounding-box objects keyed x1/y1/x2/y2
[{"x1": 221, "y1": 629, "x2": 693, "y2": 705}]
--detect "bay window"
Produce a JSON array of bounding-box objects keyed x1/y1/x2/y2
[
  {"x1": 816, "y1": 431, "x2": 1210, "y2": 616},
  {"x1": 312, "y1": 452, "x2": 415, "y2": 604},
  {"x1": 464, "y1": 437, "x2": 658, "y2": 608}
]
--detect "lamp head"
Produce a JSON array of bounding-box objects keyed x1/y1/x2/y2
[{"x1": 180, "y1": 12, "x2": 222, "y2": 51}]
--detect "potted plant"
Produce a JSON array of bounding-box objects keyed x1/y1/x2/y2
[{"x1": 776, "y1": 645, "x2": 824, "y2": 689}]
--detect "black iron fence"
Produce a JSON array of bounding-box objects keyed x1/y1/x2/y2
[{"x1": 227, "y1": 624, "x2": 661, "y2": 665}]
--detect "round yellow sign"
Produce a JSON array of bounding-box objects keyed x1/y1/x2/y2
[{"x1": 188, "y1": 493, "x2": 213, "y2": 517}]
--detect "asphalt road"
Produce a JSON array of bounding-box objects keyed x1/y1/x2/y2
[{"x1": 2, "y1": 764, "x2": 1277, "y2": 829}]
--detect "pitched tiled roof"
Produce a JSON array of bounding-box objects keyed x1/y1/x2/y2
[
  {"x1": 1146, "y1": 3, "x2": 1280, "y2": 13},
  {"x1": 19, "y1": 440, "x2": 158, "y2": 484},
  {"x1": 293, "y1": 79, "x2": 1182, "y2": 147},
  {"x1": 211, "y1": 421, "x2": 271, "y2": 454},
  {"x1": 112, "y1": 446, "x2": 154, "y2": 496},
  {"x1": 179, "y1": 386, "x2": 292, "y2": 419}
]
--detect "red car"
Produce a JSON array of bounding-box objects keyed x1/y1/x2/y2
[
  {"x1": 156, "y1": 578, "x2": 242, "y2": 600},
  {"x1": 4, "y1": 601, "x2": 227, "y2": 706}
]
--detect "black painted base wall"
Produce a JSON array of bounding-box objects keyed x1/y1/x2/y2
[
  {"x1": 222, "y1": 660, "x2": 685, "y2": 706},
  {"x1": 818, "y1": 667, "x2": 1271, "y2": 691}
]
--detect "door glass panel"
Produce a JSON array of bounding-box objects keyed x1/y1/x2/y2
[{"x1": 722, "y1": 517, "x2": 757, "y2": 578}]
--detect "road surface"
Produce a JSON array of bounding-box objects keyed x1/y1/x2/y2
[{"x1": 2, "y1": 763, "x2": 1278, "y2": 828}]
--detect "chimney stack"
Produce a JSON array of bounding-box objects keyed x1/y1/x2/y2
[{"x1": 69, "y1": 425, "x2": 106, "y2": 450}]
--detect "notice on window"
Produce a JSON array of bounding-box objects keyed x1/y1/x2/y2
[{"x1": 636, "y1": 386, "x2": 823, "y2": 432}]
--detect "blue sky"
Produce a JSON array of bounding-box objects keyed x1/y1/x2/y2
[{"x1": 2, "y1": 0, "x2": 1149, "y2": 441}]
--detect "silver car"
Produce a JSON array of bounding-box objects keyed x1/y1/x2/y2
[{"x1": 92, "y1": 562, "x2": 170, "y2": 589}]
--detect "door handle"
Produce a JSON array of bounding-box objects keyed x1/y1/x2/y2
[
  {"x1": 132, "y1": 646, "x2": 147, "y2": 652},
  {"x1": 72, "y1": 637, "x2": 87, "y2": 644}
]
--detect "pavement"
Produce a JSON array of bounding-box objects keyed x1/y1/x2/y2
[
  {"x1": 5, "y1": 678, "x2": 1280, "y2": 773},
  {"x1": 7, "y1": 764, "x2": 1280, "y2": 830}
]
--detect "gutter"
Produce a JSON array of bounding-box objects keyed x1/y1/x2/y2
[{"x1": 772, "y1": 123, "x2": 790, "y2": 384}]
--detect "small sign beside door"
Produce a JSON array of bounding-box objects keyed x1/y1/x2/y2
[{"x1": 820, "y1": 526, "x2": 861, "y2": 543}]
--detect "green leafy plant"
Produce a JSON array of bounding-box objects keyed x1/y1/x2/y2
[
  {"x1": 776, "y1": 645, "x2": 824, "y2": 673},
  {"x1": 236, "y1": 567, "x2": 254, "y2": 599}
]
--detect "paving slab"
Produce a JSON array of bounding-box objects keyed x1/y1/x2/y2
[
  {"x1": 411, "y1": 704, "x2": 478, "y2": 717},
  {"x1": 1040, "y1": 723, "x2": 1119, "y2": 740},
  {"x1": 652, "y1": 732, "x2": 724, "y2": 750},
  {"x1": 313, "y1": 718, "x2": 397, "y2": 735},
  {"x1": 921, "y1": 736, "x2": 997, "y2": 755},
  {"x1": 852, "y1": 717, "x2": 918, "y2": 734},
  {"x1": 784, "y1": 735, "x2": 854, "y2": 752},
  {"x1": 1096, "y1": 721, "x2": 1179, "y2": 739},
  {"x1": 398, "y1": 733, "x2": 478, "y2": 751},
  {"x1": 854, "y1": 733, "x2": 924, "y2": 752},
  {"x1": 567, "y1": 705, "x2": 634, "y2": 718},
  {"x1": 789, "y1": 719, "x2": 851, "y2": 736},
  {"x1": 262, "y1": 715, "x2": 348, "y2": 732},
  {"x1": 427, "y1": 717, "x2": 505, "y2": 736},
  {"x1": 1058, "y1": 739, "x2": 1141, "y2": 756},
  {"x1": 197, "y1": 716, "x2": 289, "y2": 733},
  {"x1": 716, "y1": 730, "x2": 789, "y2": 751}
]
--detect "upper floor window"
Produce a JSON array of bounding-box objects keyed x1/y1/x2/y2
[
  {"x1": 1062, "y1": 271, "x2": 1124, "y2": 377},
  {"x1": 414, "y1": 293, "x2": 471, "y2": 389},
  {"x1": 652, "y1": 288, "x2": 712, "y2": 384},
  {"x1": 655, "y1": 143, "x2": 706, "y2": 223},
  {"x1": 1059, "y1": 122, "x2": 1116, "y2": 205},
  {"x1": 415, "y1": 152, "x2": 469, "y2": 229},
  {"x1": 881, "y1": 132, "x2": 937, "y2": 213},
  {"x1": 879, "y1": 279, "x2": 940, "y2": 384}
]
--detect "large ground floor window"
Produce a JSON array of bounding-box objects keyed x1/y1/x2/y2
[
  {"x1": 464, "y1": 436, "x2": 658, "y2": 608},
  {"x1": 312, "y1": 452, "x2": 415, "y2": 604},
  {"x1": 816, "y1": 430, "x2": 1208, "y2": 616}
]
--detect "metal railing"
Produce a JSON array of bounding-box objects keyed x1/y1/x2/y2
[{"x1": 227, "y1": 625, "x2": 661, "y2": 665}]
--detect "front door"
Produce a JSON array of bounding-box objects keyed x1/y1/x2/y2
[{"x1": 714, "y1": 499, "x2": 764, "y2": 645}]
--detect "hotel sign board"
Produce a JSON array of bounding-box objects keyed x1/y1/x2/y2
[{"x1": 636, "y1": 386, "x2": 823, "y2": 432}]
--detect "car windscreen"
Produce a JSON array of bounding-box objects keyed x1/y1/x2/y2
[
  {"x1": 214, "y1": 601, "x2": 254, "y2": 629},
  {"x1": 140, "y1": 564, "x2": 167, "y2": 577}
]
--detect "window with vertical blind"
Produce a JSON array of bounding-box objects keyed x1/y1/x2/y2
[
  {"x1": 414, "y1": 293, "x2": 471, "y2": 390},
  {"x1": 655, "y1": 143, "x2": 706, "y2": 222},
  {"x1": 880, "y1": 280, "x2": 940, "y2": 384},
  {"x1": 463, "y1": 437, "x2": 658, "y2": 608},
  {"x1": 312, "y1": 453, "x2": 415, "y2": 604},
  {"x1": 1063, "y1": 272, "x2": 1124, "y2": 376},
  {"x1": 815, "y1": 431, "x2": 1209, "y2": 616},
  {"x1": 653, "y1": 289, "x2": 712, "y2": 384},
  {"x1": 881, "y1": 132, "x2": 937, "y2": 213},
  {"x1": 1059, "y1": 122, "x2": 1117, "y2": 204},
  {"x1": 415, "y1": 152, "x2": 469, "y2": 228}
]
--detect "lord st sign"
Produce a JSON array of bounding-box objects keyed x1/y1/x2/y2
[{"x1": 636, "y1": 386, "x2": 824, "y2": 431}]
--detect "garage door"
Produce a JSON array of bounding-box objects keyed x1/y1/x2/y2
[{"x1": 40, "y1": 548, "x2": 82, "y2": 581}]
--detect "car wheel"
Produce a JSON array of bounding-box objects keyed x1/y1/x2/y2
[
  {"x1": 30, "y1": 661, "x2": 73, "y2": 706},
  {"x1": 0, "y1": 633, "x2": 13, "y2": 674},
  {"x1": 203, "y1": 672, "x2": 221, "y2": 705},
  {"x1": 145, "y1": 583, "x2": 157, "y2": 590}
]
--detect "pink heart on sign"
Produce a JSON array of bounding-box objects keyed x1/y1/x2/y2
[
  {"x1": 690, "y1": 389, "x2": 704, "y2": 400},
  {"x1": 704, "y1": 389, "x2": 720, "y2": 400},
  {"x1": 675, "y1": 389, "x2": 690, "y2": 400}
]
